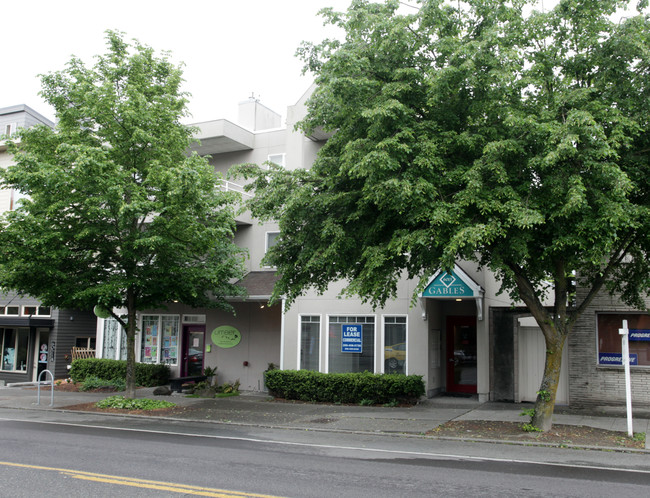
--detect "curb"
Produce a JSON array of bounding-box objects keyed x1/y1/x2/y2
[{"x1": 2, "y1": 404, "x2": 647, "y2": 454}]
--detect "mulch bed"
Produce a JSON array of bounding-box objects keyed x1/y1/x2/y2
[
  {"x1": 45, "y1": 382, "x2": 646, "y2": 449},
  {"x1": 429, "y1": 420, "x2": 645, "y2": 449}
]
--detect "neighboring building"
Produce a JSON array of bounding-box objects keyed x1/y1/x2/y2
[{"x1": 1, "y1": 105, "x2": 96, "y2": 385}]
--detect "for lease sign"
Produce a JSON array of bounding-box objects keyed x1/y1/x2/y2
[{"x1": 341, "y1": 324, "x2": 362, "y2": 353}]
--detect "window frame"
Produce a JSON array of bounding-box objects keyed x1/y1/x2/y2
[
  {"x1": 382, "y1": 315, "x2": 408, "y2": 374},
  {"x1": 596, "y1": 312, "x2": 650, "y2": 368},
  {"x1": 100, "y1": 317, "x2": 126, "y2": 361},
  {"x1": 298, "y1": 314, "x2": 322, "y2": 372},
  {"x1": 139, "y1": 314, "x2": 180, "y2": 366},
  {"x1": 1, "y1": 327, "x2": 29, "y2": 372},
  {"x1": 75, "y1": 337, "x2": 96, "y2": 350},
  {"x1": 1, "y1": 306, "x2": 20, "y2": 316},
  {"x1": 21, "y1": 305, "x2": 51, "y2": 317},
  {"x1": 3, "y1": 122, "x2": 16, "y2": 137},
  {"x1": 266, "y1": 153, "x2": 285, "y2": 169},
  {"x1": 325, "y1": 314, "x2": 376, "y2": 374}
]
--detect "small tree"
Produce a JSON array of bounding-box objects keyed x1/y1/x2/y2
[
  {"x1": 236, "y1": 0, "x2": 650, "y2": 431},
  {"x1": 0, "y1": 31, "x2": 246, "y2": 398}
]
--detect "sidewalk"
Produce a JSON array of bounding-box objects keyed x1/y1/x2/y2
[{"x1": 1, "y1": 384, "x2": 648, "y2": 451}]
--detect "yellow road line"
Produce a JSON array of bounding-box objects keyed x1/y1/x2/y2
[{"x1": 0, "y1": 461, "x2": 284, "y2": 497}]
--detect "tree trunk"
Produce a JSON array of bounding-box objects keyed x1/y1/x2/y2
[
  {"x1": 531, "y1": 332, "x2": 567, "y2": 431},
  {"x1": 125, "y1": 288, "x2": 137, "y2": 399}
]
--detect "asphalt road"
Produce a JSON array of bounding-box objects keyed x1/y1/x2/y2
[{"x1": 0, "y1": 408, "x2": 649, "y2": 497}]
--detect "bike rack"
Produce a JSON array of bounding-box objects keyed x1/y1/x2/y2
[{"x1": 37, "y1": 369, "x2": 54, "y2": 406}]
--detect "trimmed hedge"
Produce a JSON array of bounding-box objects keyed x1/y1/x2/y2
[
  {"x1": 264, "y1": 370, "x2": 425, "y2": 404},
  {"x1": 69, "y1": 358, "x2": 170, "y2": 387}
]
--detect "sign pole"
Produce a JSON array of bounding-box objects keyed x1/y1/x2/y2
[{"x1": 618, "y1": 320, "x2": 633, "y2": 437}]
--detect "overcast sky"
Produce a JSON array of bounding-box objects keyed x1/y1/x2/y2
[
  {"x1": 4, "y1": 1, "x2": 641, "y2": 127},
  {"x1": 2, "y1": 0, "x2": 352, "y2": 125}
]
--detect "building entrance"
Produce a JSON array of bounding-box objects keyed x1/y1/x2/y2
[
  {"x1": 181, "y1": 325, "x2": 205, "y2": 377},
  {"x1": 446, "y1": 316, "x2": 477, "y2": 394}
]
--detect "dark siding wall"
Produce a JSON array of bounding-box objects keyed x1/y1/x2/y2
[
  {"x1": 51, "y1": 310, "x2": 97, "y2": 379},
  {"x1": 490, "y1": 308, "x2": 519, "y2": 401}
]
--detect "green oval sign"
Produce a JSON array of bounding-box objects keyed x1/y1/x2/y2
[
  {"x1": 93, "y1": 305, "x2": 111, "y2": 319},
  {"x1": 211, "y1": 326, "x2": 241, "y2": 348}
]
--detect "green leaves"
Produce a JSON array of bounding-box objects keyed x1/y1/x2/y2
[
  {"x1": 0, "y1": 31, "x2": 245, "y2": 314},
  {"x1": 237, "y1": 0, "x2": 650, "y2": 323}
]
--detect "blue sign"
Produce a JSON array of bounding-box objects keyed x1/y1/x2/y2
[
  {"x1": 630, "y1": 329, "x2": 650, "y2": 342},
  {"x1": 341, "y1": 324, "x2": 362, "y2": 353},
  {"x1": 598, "y1": 353, "x2": 638, "y2": 365}
]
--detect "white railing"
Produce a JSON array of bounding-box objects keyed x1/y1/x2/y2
[{"x1": 220, "y1": 180, "x2": 252, "y2": 198}]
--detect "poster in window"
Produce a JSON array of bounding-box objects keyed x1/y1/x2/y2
[{"x1": 144, "y1": 346, "x2": 151, "y2": 358}]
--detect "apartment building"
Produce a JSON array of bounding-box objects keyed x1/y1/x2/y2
[{"x1": 5, "y1": 93, "x2": 648, "y2": 408}]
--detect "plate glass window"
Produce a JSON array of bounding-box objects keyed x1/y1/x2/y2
[
  {"x1": 300, "y1": 315, "x2": 320, "y2": 371},
  {"x1": 140, "y1": 315, "x2": 180, "y2": 365},
  {"x1": 267, "y1": 153, "x2": 285, "y2": 168},
  {"x1": 1, "y1": 328, "x2": 29, "y2": 371},
  {"x1": 102, "y1": 318, "x2": 127, "y2": 360},
  {"x1": 597, "y1": 313, "x2": 650, "y2": 366},
  {"x1": 328, "y1": 316, "x2": 375, "y2": 373},
  {"x1": 384, "y1": 316, "x2": 407, "y2": 374}
]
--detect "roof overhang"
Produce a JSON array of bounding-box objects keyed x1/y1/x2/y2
[
  {"x1": 0, "y1": 317, "x2": 55, "y2": 328},
  {"x1": 189, "y1": 119, "x2": 254, "y2": 155},
  {"x1": 231, "y1": 271, "x2": 280, "y2": 301}
]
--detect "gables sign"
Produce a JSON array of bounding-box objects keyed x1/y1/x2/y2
[{"x1": 422, "y1": 268, "x2": 477, "y2": 298}]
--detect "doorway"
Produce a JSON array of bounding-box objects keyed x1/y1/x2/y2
[
  {"x1": 518, "y1": 324, "x2": 569, "y2": 404},
  {"x1": 446, "y1": 316, "x2": 477, "y2": 394},
  {"x1": 181, "y1": 325, "x2": 205, "y2": 376},
  {"x1": 33, "y1": 329, "x2": 50, "y2": 381}
]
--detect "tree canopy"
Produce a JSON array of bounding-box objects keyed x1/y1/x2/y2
[
  {"x1": 237, "y1": 0, "x2": 650, "y2": 430},
  {"x1": 0, "y1": 31, "x2": 246, "y2": 396}
]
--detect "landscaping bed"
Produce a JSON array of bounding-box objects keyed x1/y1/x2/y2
[{"x1": 429, "y1": 420, "x2": 645, "y2": 449}]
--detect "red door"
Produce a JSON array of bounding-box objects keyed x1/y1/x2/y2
[
  {"x1": 182, "y1": 325, "x2": 205, "y2": 376},
  {"x1": 446, "y1": 316, "x2": 477, "y2": 394}
]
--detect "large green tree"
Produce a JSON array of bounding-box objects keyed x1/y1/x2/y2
[
  {"x1": 236, "y1": 0, "x2": 650, "y2": 430},
  {"x1": 0, "y1": 32, "x2": 246, "y2": 397}
]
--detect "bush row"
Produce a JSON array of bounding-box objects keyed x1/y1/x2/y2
[
  {"x1": 69, "y1": 358, "x2": 170, "y2": 387},
  {"x1": 264, "y1": 370, "x2": 425, "y2": 404}
]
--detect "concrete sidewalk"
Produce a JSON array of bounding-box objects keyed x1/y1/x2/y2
[{"x1": 1, "y1": 384, "x2": 648, "y2": 451}]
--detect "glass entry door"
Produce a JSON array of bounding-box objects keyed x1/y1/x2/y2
[
  {"x1": 181, "y1": 325, "x2": 205, "y2": 376},
  {"x1": 446, "y1": 316, "x2": 477, "y2": 394}
]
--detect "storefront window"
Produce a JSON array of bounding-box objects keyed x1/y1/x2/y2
[
  {"x1": 141, "y1": 315, "x2": 179, "y2": 365},
  {"x1": 1, "y1": 328, "x2": 29, "y2": 371},
  {"x1": 597, "y1": 313, "x2": 650, "y2": 366},
  {"x1": 328, "y1": 316, "x2": 375, "y2": 373},
  {"x1": 102, "y1": 318, "x2": 126, "y2": 361},
  {"x1": 161, "y1": 316, "x2": 179, "y2": 366},
  {"x1": 300, "y1": 315, "x2": 320, "y2": 371},
  {"x1": 384, "y1": 316, "x2": 407, "y2": 374}
]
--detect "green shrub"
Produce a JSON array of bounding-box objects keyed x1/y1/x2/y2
[
  {"x1": 95, "y1": 395, "x2": 175, "y2": 410},
  {"x1": 79, "y1": 376, "x2": 126, "y2": 392},
  {"x1": 70, "y1": 358, "x2": 170, "y2": 387},
  {"x1": 264, "y1": 370, "x2": 425, "y2": 405}
]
